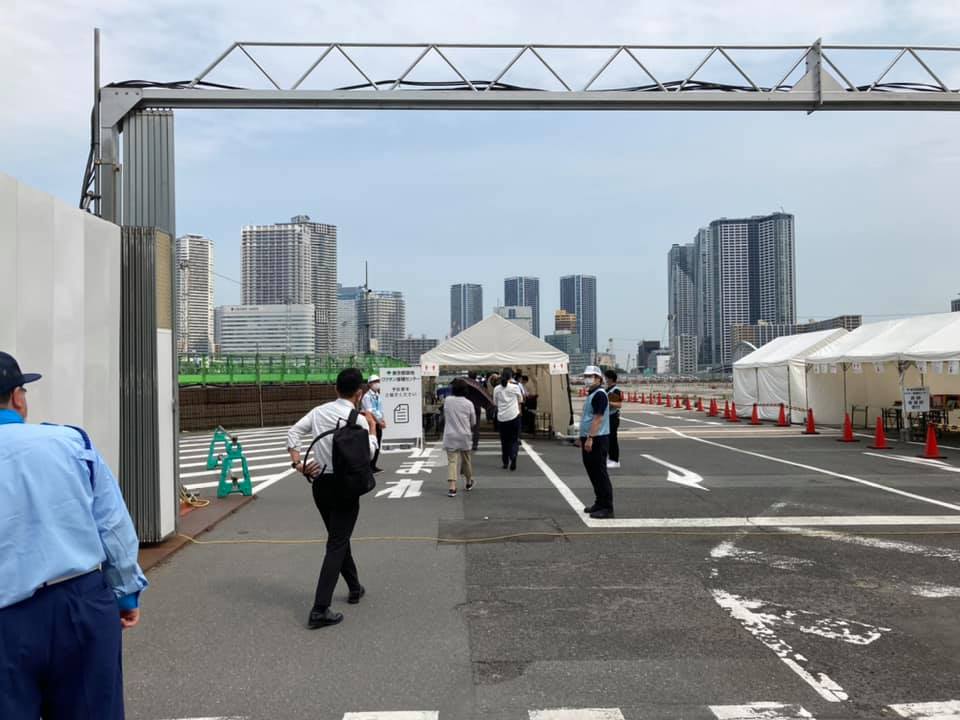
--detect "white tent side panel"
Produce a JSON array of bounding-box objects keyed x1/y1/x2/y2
[{"x1": 732, "y1": 328, "x2": 848, "y2": 422}]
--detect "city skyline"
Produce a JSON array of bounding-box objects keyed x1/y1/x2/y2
[{"x1": 504, "y1": 277, "x2": 541, "y2": 337}]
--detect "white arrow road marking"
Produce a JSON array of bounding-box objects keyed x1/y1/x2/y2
[
  {"x1": 863, "y1": 452, "x2": 960, "y2": 472},
  {"x1": 641, "y1": 454, "x2": 708, "y2": 491},
  {"x1": 529, "y1": 710, "x2": 625, "y2": 720},
  {"x1": 710, "y1": 702, "x2": 815, "y2": 719},
  {"x1": 375, "y1": 479, "x2": 423, "y2": 499},
  {"x1": 889, "y1": 700, "x2": 960, "y2": 718}
]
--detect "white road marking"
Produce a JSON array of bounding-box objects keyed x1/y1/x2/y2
[
  {"x1": 863, "y1": 452, "x2": 960, "y2": 473},
  {"x1": 179, "y1": 461, "x2": 292, "y2": 479},
  {"x1": 529, "y1": 710, "x2": 625, "y2": 720},
  {"x1": 375, "y1": 479, "x2": 424, "y2": 499},
  {"x1": 642, "y1": 454, "x2": 708, "y2": 491},
  {"x1": 710, "y1": 590, "x2": 848, "y2": 702},
  {"x1": 710, "y1": 540, "x2": 814, "y2": 571},
  {"x1": 179, "y1": 450, "x2": 290, "y2": 468},
  {"x1": 522, "y1": 441, "x2": 594, "y2": 518},
  {"x1": 251, "y1": 468, "x2": 296, "y2": 495},
  {"x1": 710, "y1": 702, "x2": 815, "y2": 719},
  {"x1": 889, "y1": 700, "x2": 960, "y2": 718},
  {"x1": 342, "y1": 713, "x2": 439, "y2": 720},
  {"x1": 778, "y1": 527, "x2": 960, "y2": 564},
  {"x1": 909, "y1": 583, "x2": 960, "y2": 598}
]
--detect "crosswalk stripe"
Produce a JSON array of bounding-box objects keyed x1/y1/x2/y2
[
  {"x1": 342, "y1": 713, "x2": 438, "y2": 720},
  {"x1": 889, "y1": 700, "x2": 960, "y2": 718},
  {"x1": 179, "y1": 461, "x2": 292, "y2": 479},
  {"x1": 529, "y1": 709, "x2": 625, "y2": 720},
  {"x1": 180, "y1": 451, "x2": 291, "y2": 469},
  {"x1": 710, "y1": 703, "x2": 814, "y2": 719}
]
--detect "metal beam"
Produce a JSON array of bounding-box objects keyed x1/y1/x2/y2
[{"x1": 132, "y1": 87, "x2": 960, "y2": 112}]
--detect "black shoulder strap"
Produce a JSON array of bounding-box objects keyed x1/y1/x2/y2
[{"x1": 348, "y1": 408, "x2": 359, "y2": 426}]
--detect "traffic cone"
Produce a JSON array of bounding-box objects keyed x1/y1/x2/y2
[
  {"x1": 837, "y1": 413, "x2": 858, "y2": 443},
  {"x1": 685, "y1": 396, "x2": 692, "y2": 411},
  {"x1": 802, "y1": 408, "x2": 819, "y2": 435},
  {"x1": 868, "y1": 417, "x2": 891, "y2": 450},
  {"x1": 723, "y1": 400, "x2": 730, "y2": 419},
  {"x1": 919, "y1": 424, "x2": 947, "y2": 459},
  {"x1": 675, "y1": 396, "x2": 681, "y2": 409},
  {"x1": 777, "y1": 403, "x2": 789, "y2": 427},
  {"x1": 696, "y1": 397, "x2": 704, "y2": 412},
  {"x1": 728, "y1": 402, "x2": 740, "y2": 423},
  {"x1": 639, "y1": 393, "x2": 645, "y2": 404},
  {"x1": 666, "y1": 393, "x2": 672, "y2": 407},
  {"x1": 657, "y1": 393, "x2": 663, "y2": 406},
  {"x1": 709, "y1": 399, "x2": 719, "y2": 417},
  {"x1": 750, "y1": 404, "x2": 761, "y2": 425}
]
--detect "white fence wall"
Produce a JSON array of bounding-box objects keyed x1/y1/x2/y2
[{"x1": 0, "y1": 172, "x2": 121, "y2": 470}]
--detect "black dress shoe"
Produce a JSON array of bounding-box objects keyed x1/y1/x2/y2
[
  {"x1": 583, "y1": 504, "x2": 597, "y2": 514},
  {"x1": 589, "y1": 508, "x2": 615, "y2": 519},
  {"x1": 502, "y1": 463, "x2": 509, "y2": 469},
  {"x1": 509, "y1": 459, "x2": 517, "y2": 471},
  {"x1": 371, "y1": 467, "x2": 384, "y2": 474},
  {"x1": 307, "y1": 608, "x2": 344, "y2": 629},
  {"x1": 348, "y1": 586, "x2": 365, "y2": 604}
]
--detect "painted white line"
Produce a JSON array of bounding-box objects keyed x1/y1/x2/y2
[
  {"x1": 657, "y1": 424, "x2": 960, "y2": 514},
  {"x1": 778, "y1": 527, "x2": 960, "y2": 564},
  {"x1": 710, "y1": 702, "x2": 815, "y2": 719},
  {"x1": 711, "y1": 540, "x2": 814, "y2": 571},
  {"x1": 910, "y1": 583, "x2": 960, "y2": 598},
  {"x1": 180, "y1": 461, "x2": 292, "y2": 479},
  {"x1": 342, "y1": 713, "x2": 439, "y2": 720},
  {"x1": 180, "y1": 451, "x2": 291, "y2": 468},
  {"x1": 529, "y1": 709, "x2": 625, "y2": 720},
  {"x1": 711, "y1": 590, "x2": 848, "y2": 702},
  {"x1": 522, "y1": 441, "x2": 593, "y2": 519},
  {"x1": 641, "y1": 454, "x2": 708, "y2": 491},
  {"x1": 889, "y1": 700, "x2": 960, "y2": 718},
  {"x1": 251, "y1": 468, "x2": 296, "y2": 495},
  {"x1": 862, "y1": 452, "x2": 960, "y2": 473}
]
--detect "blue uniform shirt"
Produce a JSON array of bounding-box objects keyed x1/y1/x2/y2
[
  {"x1": 580, "y1": 386, "x2": 611, "y2": 438},
  {"x1": 362, "y1": 390, "x2": 383, "y2": 421},
  {"x1": 0, "y1": 409, "x2": 148, "y2": 610}
]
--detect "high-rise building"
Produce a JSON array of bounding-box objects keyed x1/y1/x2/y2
[
  {"x1": 394, "y1": 336, "x2": 439, "y2": 365},
  {"x1": 450, "y1": 283, "x2": 483, "y2": 337},
  {"x1": 214, "y1": 304, "x2": 316, "y2": 355},
  {"x1": 336, "y1": 285, "x2": 364, "y2": 356},
  {"x1": 175, "y1": 234, "x2": 214, "y2": 355},
  {"x1": 637, "y1": 340, "x2": 661, "y2": 372},
  {"x1": 494, "y1": 305, "x2": 534, "y2": 334},
  {"x1": 671, "y1": 212, "x2": 796, "y2": 370},
  {"x1": 554, "y1": 309, "x2": 578, "y2": 334},
  {"x1": 358, "y1": 290, "x2": 406, "y2": 356},
  {"x1": 952, "y1": 297, "x2": 960, "y2": 312},
  {"x1": 668, "y1": 243, "x2": 698, "y2": 373},
  {"x1": 504, "y1": 277, "x2": 540, "y2": 337},
  {"x1": 560, "y1": 275, "x2": 597, "y2": 353},
  {"x1": 241, "y1": 214, "x2": 337, "y2": 355},
  {"x1": 732, "y1": 315, "x2": 862, "y2": 349}
]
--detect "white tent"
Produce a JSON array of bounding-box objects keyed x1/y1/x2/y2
[
  {"x1": 806, "y1": 313, "x2": 960, "y2": 427},
  {"x1": 419, "y1": 314, "x2": 572, "y2": 432},
  {"x1": 733, "y1": 328, "x2": 848, "y2": 423}
]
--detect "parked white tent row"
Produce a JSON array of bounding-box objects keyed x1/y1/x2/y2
[
  {"x1": 733, "y1": 328, "x2": 848, "y2": 423},
  {"x1": 806, "y1": 313, "x2": 960, "y2": 427}
]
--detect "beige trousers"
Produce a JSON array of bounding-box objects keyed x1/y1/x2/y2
[{"x1": 446, "y1": 449, "x2": 473, "y2": 482}]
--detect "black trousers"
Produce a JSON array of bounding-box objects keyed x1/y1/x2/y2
[
  {"x1": 312, "y1": 479, "x2": 362, "y2": 610},
  {"x1": 371, "y1": 425, "x2": 383, "y2": 468},
  {"x1": 581, "y1": 435, "x2": 613, "y2": 511},
  {"x1": 609, "y1": 414, "x2": 621, "y2": 463},
  {"x1": 498, "y1": 416, "x2": 521, "y2": 466},
  {"x1": 471, "y1": 404, "x2": 481, "y2": 451}
]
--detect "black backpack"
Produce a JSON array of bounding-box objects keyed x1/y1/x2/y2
[{"x1": 304, "y1": 409, "x2": 376, "y2": 497}]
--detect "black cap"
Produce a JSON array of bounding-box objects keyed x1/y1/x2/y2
[{"x1": 0, "y1": 352, "x2": 41, "y2": 394}]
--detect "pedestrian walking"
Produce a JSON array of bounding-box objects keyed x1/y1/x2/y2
[
  {"x1": 361, "y1": 374, "x2": 385, "y2": 473},
  {"x1": 604, "y1": 369, "x2": 623, "y2": 469},
  {"x1": 287, "y1": 368, "x2": 379, "y2": 630},
  {"x1": 467, "y1": 371, "x2": 482, "y2": 451},
  {"x1": 0, "y1": 351, "x2": 148, "y2": 720},
  {"x1": 493, "y1": 368, "x2": 523, "y2": 470},
  {"x1": 578, "y1": 365, "x2": 614, "y2": 518},
  {"x1": 443, "y1": 378, "x2": 476, "y2": 496}
]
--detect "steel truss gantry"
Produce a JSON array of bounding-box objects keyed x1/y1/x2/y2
[{"x1": 85, "y1": 39, "x2": 960, "y2": 224}]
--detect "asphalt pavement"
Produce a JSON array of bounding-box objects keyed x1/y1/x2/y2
[{"x1": 124, "y1": 405, "x2": 960, "y2": 719}]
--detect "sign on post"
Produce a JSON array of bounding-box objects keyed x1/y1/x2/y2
[
  {"x1": 903, "y1": 386, "x2": 930, "y2": 414},
  {"x1": 380, "y1": 367, "x2": 423, "y2": 444}
]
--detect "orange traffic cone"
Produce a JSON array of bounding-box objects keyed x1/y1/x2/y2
[
  {"x1": 919, "y1": 424, "x2": 947, "y2": 459},
  {"x1": 666, "y1": 393, "x2": 672, "y2": 407},
  {"x1": 723, "y1": 400, "x2": 730, "y2": 419},
  {"x1": 837, "y1": 413, "x2": 858, "y2": 443},
  {"x1": 696, "y1": 398, "x2": 704, "y2": 412},
  {"x1": 728, "y1": 402, "x2": 740, "y2": 423},
  {"x1": 657, "y1": 393, "x2": 663, "y2": 406},
  {"x1": 777, "y1": 403, "x2": 789, "y2": 427},
  {"x1": 709, "y1": 399, "x2": 719, "y2": 417},
  {"x1": 675, "y1": 396, "x2": 681, "y2": 409},
  {"x1": 802, "y1": 408, "x2": 819, "y2": 435},
  {"x1": 685, "y1": 396, "x2": 692, "y2": 411},
  {"x1": 868, "y1": 417, "x2": 891, "y2": 450},
  {"x1": 750, "y1": 404, "x2": 761, "y2": 425}
]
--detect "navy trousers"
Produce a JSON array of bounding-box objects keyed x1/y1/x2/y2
[{"x1": 0, "y1": 571, "x2": 124, "y2": 720}]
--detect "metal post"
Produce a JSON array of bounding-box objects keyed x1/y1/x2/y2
[
  {"x1": 93, "y1": 28, "x2": 101, "y2": 216},
  {"x1": 806, "y1": 38, "x2": 823, "y2": 114}
]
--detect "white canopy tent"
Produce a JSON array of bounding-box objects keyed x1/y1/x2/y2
[
  {"x1": 733, "y1": 328, "x2": 848, "y2": 423},
  {"x1": 419, "y1": 314, "x2": 572, "y2": 432},
  {"x1": 806, "y1": 313, "x2": 960, "y2": 427}
]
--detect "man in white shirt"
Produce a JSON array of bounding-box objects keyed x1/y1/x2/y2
[{"x1": 287, "y1": 368, "x2": 378, "y2": 629}]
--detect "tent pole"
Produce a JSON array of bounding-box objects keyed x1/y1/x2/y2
[
  {"x1": 899, "y1": 362, "x2": 907, "y2": 442},
  {"x1": 787, "y1": 363, "x2": 792, "y2": 424},
  {"x1": 842, "y1": 364, "x2": 848, "y2": 420},
  {"x1": 755, "y1": 368, "x2": 760, "y2": 410}
]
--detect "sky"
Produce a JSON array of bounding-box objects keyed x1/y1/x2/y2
[{"x1": 3, "y1": 1, "x2": 960, "y2": 364}]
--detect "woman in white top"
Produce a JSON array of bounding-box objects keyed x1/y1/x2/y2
[
  {"x1": 493, "y1": 368, "x2": 524, "y2": 471},
  {"x1": 442, "y1": 378, "x2": 476, "y2": 497}
]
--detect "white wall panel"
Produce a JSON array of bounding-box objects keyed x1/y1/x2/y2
[
  {"x1": 157, "y1": 329, "x2": 176, "y2": 538},
  {"x1": 51, "y1": 202, "x2": 86, "y2": 423},
  {"x1": 0, "y1": 174, "x2": 18, "y2": 351}
]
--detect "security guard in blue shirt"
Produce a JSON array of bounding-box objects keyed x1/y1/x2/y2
[{"x1": 0, "y1": 351, "x2": 148, "y2": 720}]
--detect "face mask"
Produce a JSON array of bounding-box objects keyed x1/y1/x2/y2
[{"x1": 370, "y1": 383, "x2": 380, "y2": 392}]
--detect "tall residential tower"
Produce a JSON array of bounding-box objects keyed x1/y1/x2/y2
[
  {"x1": 175, "y1": 234, "x2": 214, "y2": 355},
  {"x1": 450, "y1": 283, "x2": 483, "y2": 337},
  {"x1": 560, "y1": 275, "x2": 597, "y2": 354},
  {"x1": 504, "y1": 276, "x2": 541, "y2": 337}
]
